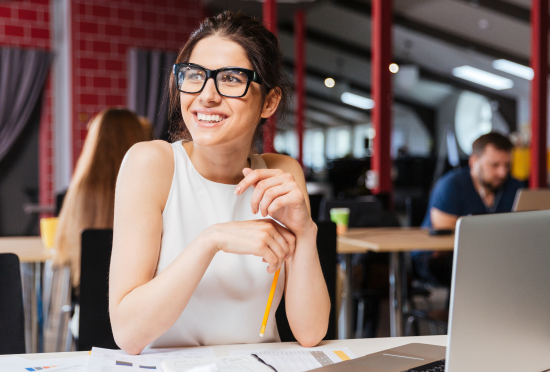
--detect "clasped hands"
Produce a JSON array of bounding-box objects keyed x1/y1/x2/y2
[{"x1": 204, "y1": 168, "x2": 314, "y2": 273}]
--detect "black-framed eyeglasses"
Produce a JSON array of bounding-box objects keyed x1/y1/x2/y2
[{"x1": 172, "y1": 63, "x2": 263, "y2": 98}]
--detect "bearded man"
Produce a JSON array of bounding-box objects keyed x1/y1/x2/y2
[{"x1": 413, "y1": 132, "x2": 523, "y2": 287}]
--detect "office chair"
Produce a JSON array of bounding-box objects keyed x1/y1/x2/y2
[
  {"x1": 319, "y1": 196, "x2": 402, "y2": 338},
  {"x1": 78, "y1": 229, "x2": 118, "y2": 351},
  {"x1": 276, "y1": 221, "x2": 337, "y2": 341},
  {"x1": 0, "y1": 253, "x2": 26, "y2": 354},
  {"x1": 403, "y1": 196, "x2": 447, "y2": 336}
]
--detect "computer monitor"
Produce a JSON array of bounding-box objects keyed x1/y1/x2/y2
[
  {"x1": 512, "y1": 188, "x2": 550, "y2": 212},
  {"x1": 446, "y1": 210, "x2": 550, "y2": 371}
]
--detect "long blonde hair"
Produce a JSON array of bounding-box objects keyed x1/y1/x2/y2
[{"x1": 53, "y1": 108, "x2": 148, "y2": 287}]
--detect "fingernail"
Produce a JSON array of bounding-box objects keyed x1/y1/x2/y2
[{"x1": 234, "y1": 186, "x2": 241, "y2": 195}]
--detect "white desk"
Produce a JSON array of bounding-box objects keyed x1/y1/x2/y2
[{"x1": 3, "y1": 335, "x2": 447, "y2": 360}]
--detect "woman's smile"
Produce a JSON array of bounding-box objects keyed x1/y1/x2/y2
[{"x1": 192, "y1": 109, "x2": 229, "y2": 128}]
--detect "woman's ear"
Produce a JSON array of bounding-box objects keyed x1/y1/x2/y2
[{"x1": 261, "y1": 87, "x2": 282, "y2": 119}]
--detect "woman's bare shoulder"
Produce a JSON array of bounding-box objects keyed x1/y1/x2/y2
[
  {"x1": 261, "y1": 153, "x2": 303, "y2": 179},
  {"x1": 121, "y1": 140, "x2": 173, "y2": 173},
  {"x1": 117, "y1": 140, "x2": 175, "y2": 207}
]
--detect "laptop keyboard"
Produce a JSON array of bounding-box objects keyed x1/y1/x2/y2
[{"x1": 403, "y1": 359, "x2": 445, "y2": 372}]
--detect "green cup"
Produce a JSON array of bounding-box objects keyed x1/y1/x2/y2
[{"x1": 330, "y1": 208, "x2": 350, "y2": 235}]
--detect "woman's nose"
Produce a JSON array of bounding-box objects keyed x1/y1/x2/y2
[{"x1": 198, "y1": 78, "x2": 221, "y2": 104}]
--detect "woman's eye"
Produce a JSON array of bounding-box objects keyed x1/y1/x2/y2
[
  {"x1": 221, "y1": 75, "x2": 242, "y2": 83},
  {"x1": 189, "y1": 73, "x2": 204, "y2": 80}
]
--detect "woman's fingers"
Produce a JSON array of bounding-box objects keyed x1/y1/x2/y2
[
  {"x1": 273, "y1": 223, "x2": 296, "y2": 260},
  {"x1": 235, "y1": 168, "x2": 283, "y2": 195},
  {"x1": 263, "y1": 228, "x2": 289, "y2": 271},
  {"x1": 259, "y1": 182, "x2": 296, "y2": 217},
  {"x1": 259, "y1": 245, "x2": 279, "y2": 273},
  {"x1": 268, "y1": 224, "x2": 292, "y2": 261},
  {"x1": 266, "y1": 191, "x2": 303, "y2": 218},
  {"x1": 249, "y1": 176, "x2": 285, "y2": 214}
]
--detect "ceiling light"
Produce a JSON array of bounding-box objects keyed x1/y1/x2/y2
[
  {"x1": 492, "y1": 59, "x2": 533, "y2": 80},
  {"x1": 389, "y1": 63, "x2": 399, "y2": 73},
  {"x1": 324, "y1": 77, "x2": 335, "y2": 88},
  {"x1": 452, "y1": 66, "x2": 514, "y2": 90},
  {"x1": 341, "y1": 92, "x2": 375, "y2": 110}
]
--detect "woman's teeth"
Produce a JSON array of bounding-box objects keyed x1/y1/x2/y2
[{"x1": 197, "y1": 113, "x2": 224, "y2": 123}]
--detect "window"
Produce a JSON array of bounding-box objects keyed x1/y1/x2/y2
[
  {"x1": 274, "y1": 131, "x2": 298, "y2": 158},
  {"x1": 326, "y1": 126, "x2": 352, "y2": 159},
  {"x1": 455, "y1": 91, "x2": 492, "y2": 155},
  {"x1": 304, "y1": 129, "x2": 325, "y2": 171},
  {"x1": 353, "y1": 124, "x2": 374, "y2": 158}
]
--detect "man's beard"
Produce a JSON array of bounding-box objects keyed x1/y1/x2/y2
[{"x1": 482, "y1": 178, "x2": 506, "y2": 193}]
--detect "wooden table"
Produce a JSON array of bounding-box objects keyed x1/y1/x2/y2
[
  {"x1": 337, "y1": 228, "x2": 455, "y2": 339},
  {"x1": 0, "y1": 236, "x2": 53, "y2": 353}
]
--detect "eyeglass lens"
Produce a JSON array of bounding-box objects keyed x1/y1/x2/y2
[{"x1": 177, "y1": 66, "x2": 249, "y2": 97}]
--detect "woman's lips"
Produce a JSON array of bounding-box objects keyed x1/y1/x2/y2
[{"x1": 193, "y1": 113, "x2": 228, "y2": 128}]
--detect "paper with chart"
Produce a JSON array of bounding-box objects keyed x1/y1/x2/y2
[
  {"x1": 229, "y1": 347, "x2": 356, "y2": 372},
  {"x1": 160, "y1": 355, "x2": 274, "y2": 372},
  {"x1": 0, "y1": 355, "x2": 89, "y2": 372},
  {"x1": 86, "y1": 346, "x2": 216, "y2": 371}
]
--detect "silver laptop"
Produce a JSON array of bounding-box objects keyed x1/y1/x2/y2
[
  {"x1": 309, "y1": 211, "x2": 550, "y2": 372},
  {"x1": 445, "y1": 210, "x2": 550, "y2": 371},
  {"x1": 512, "y1": 188, "x2": 550, "y2": 212}
]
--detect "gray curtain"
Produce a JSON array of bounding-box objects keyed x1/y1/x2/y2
[
  {"x1": 128, "y1": 49, "x2": 177, "y2": 139},
  {"x1": 0, "y1": 48, "x2": 51, "y2": 163}
]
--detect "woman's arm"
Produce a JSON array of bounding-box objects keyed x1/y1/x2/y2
[
  {"x1": 109, "y1": 141, "x2": 216, "y2": 354},
  {"x1": 237, "y1": 155, "x2": 331, "y2": 347},
  {"x1": 110, "y1": 142, "x2": 294, "y2": 354}
]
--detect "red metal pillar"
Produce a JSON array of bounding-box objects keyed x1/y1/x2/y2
[
  {"x1": 263, "y1": 0, "x2": 277, "y2": 153},
  {"x1": 371, "y1": 0, "x2": 393, "y2": 195},
  {"x1": 295, "y1": 9, "x2": 305, "y2": 166},
  {"x1": 529, "y1": 0, "x2": 548, "y2": 188}
]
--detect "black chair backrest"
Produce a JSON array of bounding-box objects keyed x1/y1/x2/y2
[
  {"x1": 309, "y1": 194, "x2": 324, "y2": 222},
  {"x1": 0, "y1": 253, "x2": 25, "y2": 354},
  {"x1": 79, "y1": 229, "x2": 118, "y2": 351},
  {"x1": 406, "y1": 196, "x2": 429, "y2": 227},
  {"x1": 276, "y1": 221, "x2": 337, "y2": 341}
]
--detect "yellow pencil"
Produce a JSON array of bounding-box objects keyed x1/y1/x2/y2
[{"x1": 259, "y1": 268, "x2": 280, "y2": 337}]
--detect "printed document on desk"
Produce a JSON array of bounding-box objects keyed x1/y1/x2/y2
[
  {"x1": 0, "y1": 355, "x2": 89, "y2": 372},
  {"x1": 86, "y1": 346, "x2": 216, "y2": 371},
  {"x1": 161, "y1": 356, "x2": 273, "y2": 372},
  {"x1": 230, "y1": 347, "x2": 357, "y2": 372}
]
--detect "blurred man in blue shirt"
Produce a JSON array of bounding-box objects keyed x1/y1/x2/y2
[{"x1": 413, "y1": 132, "x2": 523, "y2": 286}]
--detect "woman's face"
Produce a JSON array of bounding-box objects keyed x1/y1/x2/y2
[{"x1": 180, "y1": 36, "x2": 268, "y2": 149}]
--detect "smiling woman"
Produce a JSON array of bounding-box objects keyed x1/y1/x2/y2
[{"x1": 108, "y1": 11, "x2": 330, "y2": 355}]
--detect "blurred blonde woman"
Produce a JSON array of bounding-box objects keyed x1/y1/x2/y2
[{"x1": 53, "y1": 108, "x2": 148, "y2": 288}]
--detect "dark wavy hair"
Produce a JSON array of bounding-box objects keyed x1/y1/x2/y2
[{"x1": 168, "y1": 10, "x2": 290, "y2": 152}]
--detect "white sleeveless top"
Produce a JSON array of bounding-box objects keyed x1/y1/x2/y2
[{"x1": 148, "y1": 141, "x2": 285, "y2": 348}]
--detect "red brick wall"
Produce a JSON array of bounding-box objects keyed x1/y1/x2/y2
[
  {"x1": 0, "y1": 0, "x2": 203, "y2": 214},
  {"x1": 71, "y1": 0, "x2": 203, "y2": 163},
  {"x1": 0, "y1": 0, "x2": 53, "y2": 212}
]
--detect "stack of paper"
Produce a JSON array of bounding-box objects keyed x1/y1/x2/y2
[
  {"x1": 162, "y1": 347, "x2": 357, "y2": 372},
  {"x1": 86, "y1": 347, "x2": 216, "y2": 371}
]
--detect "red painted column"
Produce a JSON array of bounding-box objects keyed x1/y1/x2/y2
[
  {"x1": 371, "y1": 0, "x2": 393, "y2": 195},
  {"x1": 529, "y1": 0, "x2": 548, "y2": 188},
  {"x1": 263, "y1": 0, "x2": 277, "y2": 153},
  {"x1": 295, "y1": 9, "x2": 306, "y2": 166}
]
